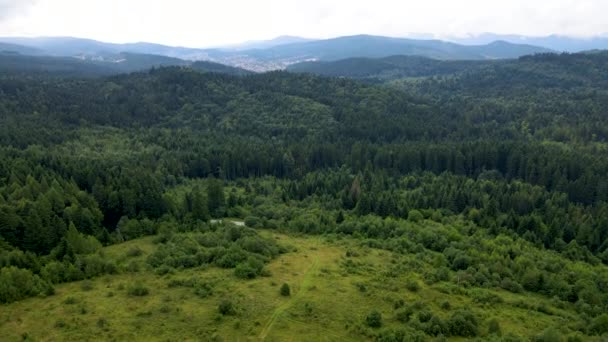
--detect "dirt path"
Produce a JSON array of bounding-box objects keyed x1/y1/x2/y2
[{"x1": 258, "y1": 256, "x2": 320, "y2": 340}]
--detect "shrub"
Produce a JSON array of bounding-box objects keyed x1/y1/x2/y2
[
  {"x1": 406, "y1": 279, "x2": 421, "y2": 292},
  {"x1": 55, "y1": 319, "x2": 67, "y2": 328},
  {"x1": 488, "y1": 318, "x2": 502, "y2": 336},
  {"x1": 126, "y1": 247, "x2": 143, "y2": 258},
  {"x1": 471, "y1": 289, "x2": 503, "y2": 305},
  {"x1": 589, "y1": 313, "x2": 608, "y2": 335},
  {"x1": 127, "y1": 283, "x2": 150, "y2": 296},
  {"x1": 376, "y1": 329, "x2": 426, "y2": 342},
  {"x1": 534, "y1": 328, "x2": 561, "y2": 342},
  {"x1": 418, "y1": 309, "x2": 433, "y2": 323},
  {"x1": 425, "y1": 316, "x2": 448, "y2": 336},
  {"x1": 440, "y1": 300, "x2": 451, "y2": 310},
  {"x1": 96, "y1": 318, "x2": 108, "y2": 328},
  {"x1": 500, "y1": 278, "x2": 524, "y2": 293},
  {"x1": 0, "y1": 266, "x2": 54, "y2": 303},
  {"x1": 451, "y1": 254, "x2": 472, "y2": 271},
  {"x1": 244, "y1": 216, "x2": 260, "y2": 228},
  {"x1": 536, "y1": 303, "x2": 553, "y2": 315},
  {"x1": 408, "y1": 210, "x2": 424, "y2": 223},
  {"x1": 365, "y1": 310, "x2": 383, "y2": 328},
  {"x1": 447, "y1": 310, "x2": 479, "y2": 337},
  {"x1": 435, "y1": 267, "x2": 450, "y2": 282},
  {"x1": 126, "y1": 261, "x2": 140, "y2": 273},
  {"x1": 155, "y1": 265, "x2": 173, "y2": 276},
  {"x1": 218, "y1": 299, "x2": 236, "y2": 315},
  {"x1": 395, "y1": 307, "x2": 414, "y2": 322},
  {"x1": 194, "y1": 282, "x2": 213, "y2": 298},
  {"x1": 40, "y1": 261, "x2": 67, "y2": 284},
  {"x1": 234, "y1": 257, "x2": 264, "y2": 279},
  {"x1": 521, "y1": 269, "x2": 544, "y2": 292},
  {"x1": 280, "y1": 283, "x2": 291, "y2": 296}
]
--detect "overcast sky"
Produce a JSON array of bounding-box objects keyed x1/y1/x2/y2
[{"x1": 0, "y1": 0, "x2": 607, "y2": 47}]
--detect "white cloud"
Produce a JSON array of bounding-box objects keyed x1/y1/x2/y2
[
  {"x1": 1, "y1": 0, "x2": 607, "y2": 47},
  {"x1": 0, "y1": 0, "x2": 37, "y2": 19}
]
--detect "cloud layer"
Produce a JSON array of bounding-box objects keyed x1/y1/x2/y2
[
  {"x1": 0, "y1": 0, "x2": 37, "y2": 20},
  {"x1": 1, "y1": 0, "x2": 607, "y2": 47}
]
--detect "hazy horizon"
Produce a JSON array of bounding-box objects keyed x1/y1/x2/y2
[{"x1": 1, "y1": 0, "x2": 608, "y2": 48}]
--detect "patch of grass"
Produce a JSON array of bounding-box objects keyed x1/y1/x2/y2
[
  {"x1": 80, "y1": 280, "x2": 94, "y2": 291},
  {"x1": 0, "y1": 231, "x2": 599, "y2": 341}
]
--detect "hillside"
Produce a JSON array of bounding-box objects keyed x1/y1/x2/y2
[
  {"x1": 1, "y1": 53, "x2": 608, "y2": 341},
  {"x1": 0, "y1": 53, "x2": 117, "y2": 76},
  {"x1": 2, "y1": 216, "x2": 606, "y2": 341},
  {"x1": 0, "y1": 42, "x2": 43, "y2": 55},
  {"x1": 291, "y1": 51, "x2": 608, "y2": 92},
  {"x1": 0, "y1": 53, "x2": 249, "y2": 77},
  {"x1": 288, "y1": 55, "x2": 497, "y2": 81},
  {"x1": 190, "y1": 60, "x2": 254, "y2": 75},
  {"x1": 0, "y1": 37, "x2": 209, "y2": 60}
]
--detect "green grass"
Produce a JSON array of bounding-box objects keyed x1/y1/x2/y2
[{"x1": 0, "y1": 230, "x2": 594, "y2": 341}]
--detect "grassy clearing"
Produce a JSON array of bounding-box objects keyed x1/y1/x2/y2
[{"x1": 0, "y1": 230, "x2": 592, "y2": 341}]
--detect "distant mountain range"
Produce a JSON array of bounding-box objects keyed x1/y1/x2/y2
[
  {"x1": 288, "y1": 51, "x2": 608, "y2": 88},
  {"x1": 0, "y1": 37, "x2": 211, "y2": 60},
  {"x1": 0, "y1": 34, "x2": 556, "y2": 72},
  {"x1": 0, "y1": 51, "x2": 251, "y2": 77},
  {"x1": 0, "y1": 42, "x2": 43, "y2": 55},
  {"x1": 448, "y1": 33, "x2": 608, "y2": 52},
  {"x1": 1, "y1": 33, "x2": 608, "y2": 73},
  {"x1": 232, "y1": 35, "x2": 552, "y2": 61}
]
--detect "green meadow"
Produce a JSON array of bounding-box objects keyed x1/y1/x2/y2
[{"x1": 1, "y1": 226, "x2": 594, "y2": 341}]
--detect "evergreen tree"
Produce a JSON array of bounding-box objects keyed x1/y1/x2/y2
[
  {"x1": 191, "y1": 187, "x2": 209, "y2": 221},
  {"x1": 207, "y1": 177, "x2": 225, "y2": 218}
]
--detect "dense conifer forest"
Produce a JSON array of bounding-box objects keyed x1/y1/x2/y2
[{"x1": 2, "y1": 52, "x2": 608, "y2": 340}]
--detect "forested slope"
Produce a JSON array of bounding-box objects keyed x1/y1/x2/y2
[{"x1": 1, "y1": 54, "x2": 608, "y2": 340}]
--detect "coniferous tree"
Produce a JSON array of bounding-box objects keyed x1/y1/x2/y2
[{"x1": 207, "y1": 177, "x2": 225, "y2": 218}]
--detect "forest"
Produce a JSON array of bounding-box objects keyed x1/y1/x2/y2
[{"x1": 1, "y1": 51, "x2": 608, "y2": 341}]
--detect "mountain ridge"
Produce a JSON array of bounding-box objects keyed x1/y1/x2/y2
[{"x1": 0, "y1": 34, "x2": 554, "y2": 72}]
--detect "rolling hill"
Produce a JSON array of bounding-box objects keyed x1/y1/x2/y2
[
  {"x1": 0, "y1": 42, "x2": 43, "y2": 55},
  {"x1": 0, "y1": 52, "x2": 250, "y2": 77},
  {"x1": 288, "y1": 55, "x2": 497, "y2": 81},
  {"x1": 289, "y1": 50, "x2": 608, "y2": 88},
  {"x1": 0, "y1": 37, "x2": 209, "y2": 60}
]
